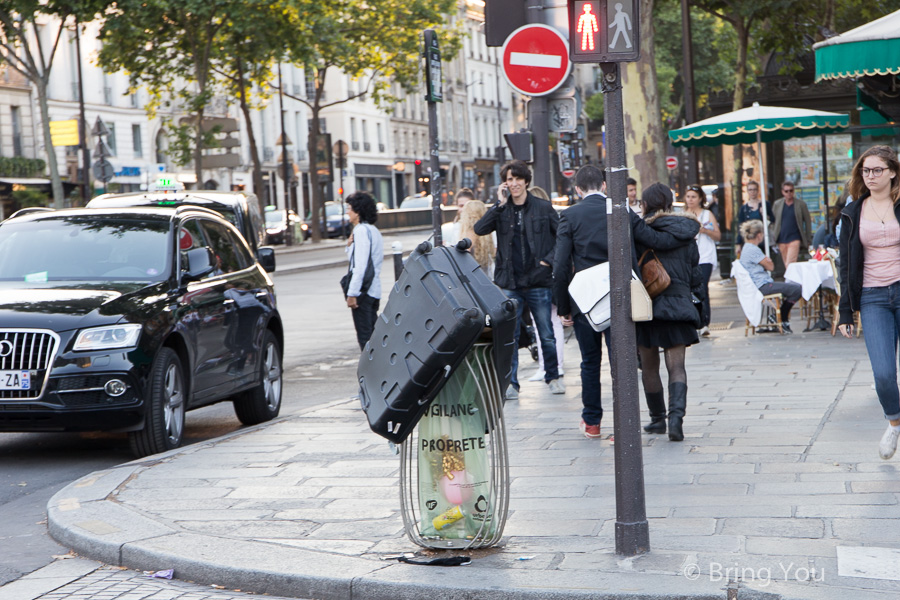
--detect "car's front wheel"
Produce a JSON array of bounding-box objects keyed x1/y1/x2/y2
[
  {"x1": 129, "y1": 348, "x2": 186, "y2": 457},
  {"x1": 233, "y1": 330, "x2": 282, "y2": 425}
]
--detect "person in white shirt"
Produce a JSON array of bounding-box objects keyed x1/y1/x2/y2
[
  {"x1": 344, "y1": 192, "x2": 384, "y2": 350},
  {"x1": 683, "y1": 184, "x2": 720, "y2": 336}
]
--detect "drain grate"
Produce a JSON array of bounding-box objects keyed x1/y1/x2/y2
[{"x1": 708, "y1": 321, "x2": 734, "y2": 331}]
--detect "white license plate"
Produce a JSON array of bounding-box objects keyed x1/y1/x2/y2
[{"x1": 0, "y1": 371, "x2": 30, "y2": 390}]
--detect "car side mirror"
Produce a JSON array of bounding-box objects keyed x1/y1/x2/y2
[
  {"x1": 258, "y1": 246, "x2": 276, "y2": 273},
  {"x1": 183, "y1": 247, "x2": 217, "y2": 281}
]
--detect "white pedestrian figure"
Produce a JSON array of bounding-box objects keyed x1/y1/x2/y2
[{"x1": 608, "y1": 3, "x2": 633, "y2": 50}]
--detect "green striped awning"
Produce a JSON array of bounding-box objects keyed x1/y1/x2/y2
[
  {"x1": 814, "y1": 10, "x2": 900, "y2": 82},
  {"x1": 668, "y1": 103, "x2": 849, "y2": 148}
]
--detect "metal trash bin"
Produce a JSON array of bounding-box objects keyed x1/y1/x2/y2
[{"x1": 399, "y1": 343, "x2": 510, "y2": 549}]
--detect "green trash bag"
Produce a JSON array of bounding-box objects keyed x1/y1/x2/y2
[{"x1": 417, "y1": 352, "x2": 498, "y2": 542}]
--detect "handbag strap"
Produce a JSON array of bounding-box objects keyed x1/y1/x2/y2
[
  {"x1": 639, "y1": 248, "x2": 658, "y2": 265},
  {"x1": 349, "y1": 224, "x2": 374, "y2": 272}
]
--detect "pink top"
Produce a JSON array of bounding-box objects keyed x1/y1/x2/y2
[{"x1": 860, "y1": 216, "x2": 900, "y2": 287}]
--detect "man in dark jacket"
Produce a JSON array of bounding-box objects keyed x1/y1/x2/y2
[
  {"x1": 554, "y1": 166, "x2": 695, "y2": 438},
  {"x1": 474, "y1": 160, "x2": 562, "y2": 400}
]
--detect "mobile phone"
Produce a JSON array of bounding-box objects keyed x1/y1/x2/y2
[{"x1": 502, "y1": 188, "x2": 510, "y2": 200}]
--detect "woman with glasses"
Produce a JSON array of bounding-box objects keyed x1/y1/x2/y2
[
  {"x1": 838, "y1": 145, "x2": 900, "y2": 461},
  {"x1": 683, "y1": 184, "x2": 719, "y2": 336}
]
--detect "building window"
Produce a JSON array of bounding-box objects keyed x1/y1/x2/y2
[
  {"x1": 132, "y1": 124, "x2": 143, "y2": 158},
  {"x1": 350, "y1": 117, "x2": 358, "y2": 150},
  {"x1": 11, "y1": 106, "x2": 22, "y2": 157},
  {"x1": 106, "y1": 122, "x2": 117, "y2": 155}
]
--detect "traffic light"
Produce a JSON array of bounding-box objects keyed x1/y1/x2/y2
[
  {"x1": 414, "y1": 159, "x2": 429, "y2": 192},
  {"x1": 567, "y1": 0, "x2": 641, "y2": 63}
]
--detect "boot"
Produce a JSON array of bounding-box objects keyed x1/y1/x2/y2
[
  {"x1": 667, "y1": 382, "x2": 688, "y2": 442},
  {"x1": 642, "y1": 391, "x2": 666, "y2": 433}
]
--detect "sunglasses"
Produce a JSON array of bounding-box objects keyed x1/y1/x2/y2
[{"x1": 687, "y1": 185, "x2": 703, "y2": 193}]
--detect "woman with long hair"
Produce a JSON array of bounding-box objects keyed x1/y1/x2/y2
[
  {"x1": 344, "y1": 192, "x2": 384, "y2": 350},
  {"x1": 636, "y1": 183, "x2": 704, "y2": 441},
  {"x1": 683, "y1": 184, "x2": 720, "y2": 336},
  {"x1": 838, "y1": 145, "x2": 900, "y2": 460},
  {"x1": 457, "y1": 199, "x2": 495, "y2": 275}
]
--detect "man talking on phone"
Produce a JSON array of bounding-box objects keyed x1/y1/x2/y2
[{"x1": 474, "y1": 160, "x2": 563, "y2": 400}]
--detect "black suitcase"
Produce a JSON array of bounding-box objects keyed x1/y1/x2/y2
[{"x1": 359, "y1": 240, "x2": 517, "y2": 443}]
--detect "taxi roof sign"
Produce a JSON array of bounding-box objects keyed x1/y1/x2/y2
[{"x1": 148, "y1": 177, "x2": 185, "y2": 193}]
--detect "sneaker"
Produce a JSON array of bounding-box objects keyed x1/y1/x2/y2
[
  {"x1": 879, "y1": 425, "x2": 900, "y2": 460},
  {"x1": 527, "y1": 369, "x2": 545, "y2": 382},
  {"x1": 781, "y1": 322, "x2": 793, "y2": 334},
  {"x1": 699, "y1": 326, "x2": 710, "y2": 337},
  {"x1": 579, "y1": 419, "x2": 601, "y2": 438},
  {"x1": 548, "y1": 378, "x2": 566, "y2": 394},
  {"x1": 767, "y1": 312, "x2": 777, "y2": 324},
  {"x1": 505, "y1": 385, "x2": 519, "y2": 400}
]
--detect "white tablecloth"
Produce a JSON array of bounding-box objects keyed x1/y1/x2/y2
[{"x1": 784, "y1": 260, "x2": 836, "y2": 301}]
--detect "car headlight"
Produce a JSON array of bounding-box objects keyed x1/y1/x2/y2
[{"x1": 73, "y1": 324, "x2": 142, "y2": 351}]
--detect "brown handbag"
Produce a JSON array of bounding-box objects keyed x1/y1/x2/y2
[{"x1": 639, "y1": 249, "x2": 671, "y2": 299}]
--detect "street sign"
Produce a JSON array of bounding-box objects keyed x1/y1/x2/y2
[
  {"x1": 567, "y1": 0, "x2": 641, "y2": 63},
  {"x1": 92, "y1": 159, "x2": 114, "y2": 183},
  {"x1": 666, "y1": 156, "x2": 678, "y2": 170},
  {"x1": 424, "y1": 30, "x2": 442, "y2": 103},
  {"x1": 50, "y1": 120, "x2": 79, "y2": 147},
  {"x1": 91, "y1": 116, "x2": 109, "y2": 137},
  {"x1": 501, "y1": 24, "x2": 572, "y2": 97},
  {"x1": 549, "y1": 98, "x2": 577, "y2": 132}
]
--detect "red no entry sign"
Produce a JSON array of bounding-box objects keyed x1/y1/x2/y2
[
  {"x1": 502, "y1": 25, "x2": 572, "y2": 97},
  {"x1": 666, "y1": 156, "x2": 678, "y2": 170}
]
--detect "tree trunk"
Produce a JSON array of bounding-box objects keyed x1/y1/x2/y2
[
  {"x1": 621, "y1": 0, "x2": 666, "y2": 192},
  {"x1": 308, "y1": 110, "x2": 323, "y2": 243},
  {"x1": 728, "y1": 20, "x2": 751, "y2": 255},
  {"x1": 36, "y1": 78, "x2": 65, "y2": 207},
  {"x1": 236, "y1": 61, "x2": 264, "y2": 208}
]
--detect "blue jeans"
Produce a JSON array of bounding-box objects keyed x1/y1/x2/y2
[
  {"x1": 859, "y1": 284, "x2": 900, "y2": 420},
  {"x1": 504, "y1": 287, "x2": 559, "y2": 389},
  {"x1": 572, "y1": 314, "x2": 612, "y2": 425}
]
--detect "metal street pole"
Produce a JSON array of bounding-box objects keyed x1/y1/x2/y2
[
  {"x1": 424, "y1": 30, "x2": 443, "y2": 246},
  {"x1": 601, "y1": 61, "x2": 650, "y2": 557},
  {"x1": 526, "y1": 0, "x2": 551, "y2": 191},
  {"x1": 278, "y1": 62, "x2": 293, "y2": 246},
  {"x1": 74, "y1": 19, "x2": 90, "y2": 205}
]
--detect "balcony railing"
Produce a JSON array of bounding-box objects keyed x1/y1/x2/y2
[
  {"x1": 351, "y1": 141, "x2": 360, "y2": 151},
  {"x1": 263, "y1": 147, "x2": 275, "y2": 162},
  {"x1": 378, "y1": 143, "x2": 385, "y2": 153},
  {"x1": 363, "y1": 142, "x2": 371, "y2": 151}
]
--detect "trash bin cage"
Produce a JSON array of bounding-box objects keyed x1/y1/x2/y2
[{"x1": 399, "y1": 343, "x2": 510, "y2": 550}]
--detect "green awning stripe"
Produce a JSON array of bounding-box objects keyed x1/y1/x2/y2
[
  {"x1": 816, "y1": 38, "x2": 900, "y2": 81},
  {"x1": 669, "y1": 116, "x2": 850, "y2": 145}
]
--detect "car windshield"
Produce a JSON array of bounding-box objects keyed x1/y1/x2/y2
[
  {"x1": 325, "y1": 204, "x2": 346, "y2": 217},
  {"x1": 0, "y1": 216, "x2": 171, "y2": 282},
  {"x1": 265, "y1": 210, "x2": 286, "y2": 225}
]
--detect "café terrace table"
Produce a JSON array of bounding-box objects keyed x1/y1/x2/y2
[{"x1": 784, "y1": 259, "x2": 836, "y2": 331}]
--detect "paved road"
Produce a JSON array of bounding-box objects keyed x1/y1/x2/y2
[{"x1": 0, "y1": 231, "x2": 434, "y2": 597}]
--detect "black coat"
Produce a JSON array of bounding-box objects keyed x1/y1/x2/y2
[
  {"x1": 838, "y1": 191, "x2": 900, "y2": 325},
  {"x1": 474, "y1": 192, "x2": 559, "y2": 290},
  {"x1": 552, "y1": 194, "x2": 700, "y2": 316},
  {"x1": 636, "y1": 212, "x2": 703, "y2": 326}
]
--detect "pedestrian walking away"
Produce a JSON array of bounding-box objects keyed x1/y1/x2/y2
[
  {"x1": 474, "y1": 160, "x2": 563, "y2": 400},
  {"x1": 457, "y1": 199, "x2": 495, "y2": 276},
  {"x1": 772, "y1": 180, "x2": 812, "y2": 268},
  {"x1": 635, "y1": 183, "x2": 703, "y2": 442},
  {"x1": 554, "y1": 168, "x2": 688, "y2": 439},
  {"x1": 343, "y1": 191, "x2": 384, "y2": 350},
  {"x1": 683, "y1": 183, "x2": 719, "y2": 336},
  {"x1": 739, "y1": 220, "x2": 802, "y2": 334},
  {"x1": 837, "y1": 145, "x2": 900, "y2": 460}
]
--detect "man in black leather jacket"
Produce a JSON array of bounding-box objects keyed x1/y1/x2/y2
[{"x1": 474, "y1": 160, "x2": 563, "y2": 400}]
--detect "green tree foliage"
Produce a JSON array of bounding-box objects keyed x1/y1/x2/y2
[
  {"x1": 280, "y1": 0, "x2": 461, "y2": 241},
  {"x1": 98, "y1": 0, "x2": 243, "y2": 184},
  {"x1": 654, "y1": 0, "x2": 737, "y2": 126},
  {"x1": 0, "y1": 1, "x2": 108, "y2": 208}
]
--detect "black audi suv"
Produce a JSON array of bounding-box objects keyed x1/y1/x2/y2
[{"x1": 0, "y1": 206, "x2": 284, "y2": 457}]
